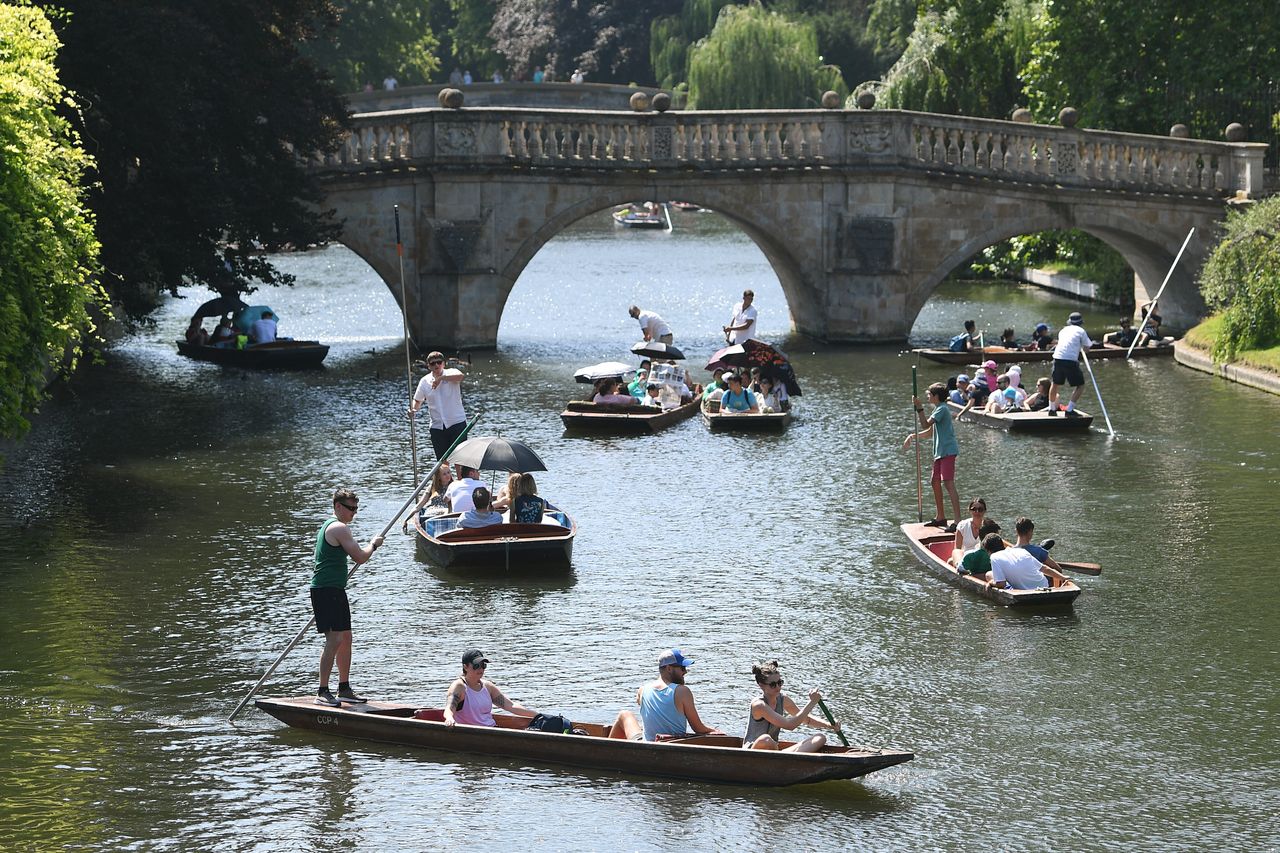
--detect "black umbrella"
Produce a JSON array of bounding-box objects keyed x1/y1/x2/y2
[
  {"x1": 191, "y1": 294, "x2": 248, "y2": 320},
  {"x1": 630, "y1": 341, "x2": 685, "y2": 360},
  {"x1": 445, "y1": 436, "x2": 547, "y2": 473}
]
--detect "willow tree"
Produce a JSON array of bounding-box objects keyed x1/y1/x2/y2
[
  {"x1": 688, "y1": 4, "x2": 844, "y2": 109},
  {"x1": 1198, "y1": 196, "x2": 1280, "y2": 362},
  {"x1": 0, "y1": 5, "x2": 105, "y2": 443}
]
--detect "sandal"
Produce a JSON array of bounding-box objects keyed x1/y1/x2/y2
[{"x1": 926, "y1": 518, "x2": 947, "y2": 528}]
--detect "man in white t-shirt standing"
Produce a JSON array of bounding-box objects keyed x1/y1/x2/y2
[
  {"x1": 628, "y1": 305, "x2": 673, "y2": 344},
  {"x1": 723, "y1": 289, "x2": 757, "y2": 344},
  {"x1": 1047, "y1": 312, "x2": 1093, "y2": 417},
  {"x1": 409, "y1": 350, "x2": 468, "y2": 458}
]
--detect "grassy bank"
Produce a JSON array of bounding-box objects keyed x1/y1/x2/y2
[{"x1": 1184, "y1": 316, "x2": 1280, "y2": 375}]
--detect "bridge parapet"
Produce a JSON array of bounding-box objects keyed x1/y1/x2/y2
[{"x1": 317, "y1": 108, "x2": 1267, "y2": 199}]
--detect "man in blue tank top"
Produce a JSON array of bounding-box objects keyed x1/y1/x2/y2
[
  {"x1": 607, "y1": 649, "x2": 724, "y2": 741},
  {"x1": 311, "y1": 488, "x2": 384, "y2": 707}
]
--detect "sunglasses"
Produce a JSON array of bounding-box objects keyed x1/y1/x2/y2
[
  {"x1": 470, "y1": 661, "x2": 487, "y2": 670},
  {"x1": 764, "y1": 679, "x2": 783, "y2": 688},
  {"x1": 338, "y1": 502, "x2": 358, "y2": 513},
  {"x1": 428, "y1": 360, "x2": 444, "y2": 366}
]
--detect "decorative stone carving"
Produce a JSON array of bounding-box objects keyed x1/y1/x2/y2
[
  {"x1": 652, "y1": 92, "x2": 672, "y2": 112},
  {"x1": 629, "y1": 91, "x2": 650, "y2": 112},
  {"x1": 848, "y1": 123, "x2": 892, "y2": 155},
  {"x1": 821, "y1": 90, "x2": 842, "y2": 109},
  {"x1": 836, "y1": 216, "x2": 895, "y2": 272},
  {"x1": 1055, "y1": 140, "x2": 1078, "y2": 175},
  {"x1": 856, "y1": 90, "x2": 876, "y2": 110},
  {"x1": 653, "y1": 126, "x2": 673, "y2": 159},
  {"x1": 1011, "y1": 108, "x2": 1032, "y2": 123},
  {"x1": 1058, "y1": 107, "x2": 1079, "y2": 128},
  {"x1": 439, "y1": 88, "x2": 464, "y2": 109},
  {"x1": 1225, "y1": 122, "x2": 1246, "y2": 142},
  {"x1": 429, "y1": 219, "x2": 484, "y2": 271},
  {"x1": 437, "y1": 123, "x2": 476, "y2": 155},
  {"x1": 1170, "y1": 124, "x2": 1189, "y2": 138}
]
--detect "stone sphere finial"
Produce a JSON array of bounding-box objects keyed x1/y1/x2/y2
[
  {"x1": 1058, "y1": 107, "x2": 1079, "y2": 128},
  {"x1": 1225, "y1": 122, "x2": 1246, "y2": 142},
  {"x1": 629, "y1": 91, "x2": 650, "y2": 112},
  {"x1": 855, "y1": 90, "x2": 876, "y2": 110},
  {"x1": 1169, "y1": 123, "x2": 1190, "y2": 138},
  {"x1": 652, "y1": 92, "x2": 672, "y2": 112},
  {"x1": 1011, "y1": 107, "x2": 1032, "y2": 123},
  {"x1": 821, "y1": 90, "x2": 842, "y2": 109},
  {"x1": 439, "y1": 88, "x2": 464, "y2": 109}
]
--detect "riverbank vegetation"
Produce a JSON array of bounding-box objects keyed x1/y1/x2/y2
[
  {"x1": 1193, "y1": 196, "x2": 1280, "y2": 368},
  {"x1": 0, "y1": 5, "x2": 104, "y2": 443}
]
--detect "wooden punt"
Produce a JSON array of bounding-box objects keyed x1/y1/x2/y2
[
  {"x1": 900, "y1": 522, "x2": 1081, "y2": 607},
  {"x1": 412, "y1": 508, "x2": 575, "y2": 569},
  {"x1": 912, "y1": 343, "x2": 1174, "y2": 365},
  {"x1": 947, "y1": 401, "x2": 1093, "y2": 433},
  {"x1": 701, "y1": 400, "x2": 792, "y2": 432},
  {"x1": 176, "y1": 339, "x2": 329, "y2": 368},
  {"x1": 560, "y1": 395, "x2": 701, "y2": 433},
  {"x1": 254, "y1": 697, "x2": 913, "y2": 787}
]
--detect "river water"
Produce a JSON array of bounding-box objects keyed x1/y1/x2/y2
[{"x1": 1, "y1": 212, "x2": 1277, "y2": 851}]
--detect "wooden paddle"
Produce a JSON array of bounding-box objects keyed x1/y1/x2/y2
[
  {"x1": 816, "y1": 698, "x2": 850, "y2": 747},
  {"x1": 1055, "y1": 560, "x2": 1102, "y2": 576}
]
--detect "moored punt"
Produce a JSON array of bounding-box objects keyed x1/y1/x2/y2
[
  {"x1": 176, "y1": 339, "x2": 329, "y2": 368},
  {"x1": 412, "y1": 508, "x2": 575, "y2": 569},
  {"x1": 561, "y1": 395, "x2": 702, "y2": 433},
  {"x1": 702, "y1": 404, "x2": 792, "y2": 433},
  {"x1": 253, "y1": 697, "x2": 914, "y2": 787},
  {"x1": 900, "y1": 522, "x2": 1081, "y2": 607},
  {"x1": 611, "y1": 204, "x2": 670, "y2": 229},
  {"x1": 912, "y1": 343, "x2": 1174, "y2": 365},
  {"x1": 947, "y1": 401, "x2": 1093, "y2": 433}
]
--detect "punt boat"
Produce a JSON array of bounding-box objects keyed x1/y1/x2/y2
[
  {"x1": 175, "y1": 339, "x2": 329, "y2": 368},
  {"x1": 900, "y1": 522, "x2": 1081, "y2": 607},
  {"x1": 253, "y1": 697, "x2": 914, "y2": 787},
  {"x1": 611, "y1": 203, "x2": 670, "y2": 230},
  {"x1": 561, "y1": 395, "x2": 702, "y2": 433},
  {"x1": 912, "y1": 342, "x2": 1173, "y2": 365},
  {"x1": 947, "y1": 401, "x2": 1093, "y2": 433},
  {"x1": 412, "y1": 507, "x2": 575, "y2": 569},
  {"x1": 702, "y1": 401, "x2": 792, "y2": 432}
]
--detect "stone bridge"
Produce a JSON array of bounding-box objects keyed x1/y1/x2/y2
[{"x1": 311, "y1": 105, "x2": 1268, "y2": 349}]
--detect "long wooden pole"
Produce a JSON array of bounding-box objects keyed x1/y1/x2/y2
[
  {"x1": 1126, "y1": 227, "x2": 1195, "y2": 359},
  {"x1": 228, "y1": 414, "x2": 480, "y2": 722},
  {"x1": 395, "y1": 205, "x2": 419, "y2": 483},
  {"x1": 912, "y1": 365, "x2": 922, "y2": 523},
  {"x1": 1080, "y1": 350, "x2": 1114, "y2": 437}
]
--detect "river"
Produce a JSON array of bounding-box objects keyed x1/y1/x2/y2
[{"x1": 1, "y1": 211, "x2": 1277, "y2": 850}]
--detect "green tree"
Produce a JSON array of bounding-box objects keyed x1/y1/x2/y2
[
  {"x1": 43, "y1": 0, "x2": 348, "y2": 318},
  {"x1": 688, "y1": 3, "x2": 846, "y2": 109},
  {"x1": 1198, "y1": 196, "x2": 1280, "y2": 362},
  {"x1": 306, "y1": 1, "x2": 440, "y2": 91},
  {"x1": 0, "y1": 4, "x2": 106, "y2": 442}
]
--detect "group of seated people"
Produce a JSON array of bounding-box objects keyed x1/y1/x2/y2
[
  {"x1": 701, "y1": 366, "x2": 788, "y2": 414},
  {"x1": 589, "y1": 359, "x2": 696, "y2": 411},
  {"x1": 952, "y1": 300, "x2": 1170, "y2": 356},
  {"x1": 431, "y1": 648, "x2": 843, "y2": 754},
  {"x1": 1102, "y1": 301, "x2": 1169, "y2": 348},
  {"x1": 414, "y1": 462, "x2": 550, "y2": 528},
  {"x1": 950, "y1": 320, "x2": 1054, "y2": 352},
  {"x1": 947, "y1": 498, "x2": 1072, "y2": 590},
  {"x1": 185, "y1": 311, "x2": 278, "y2": 348},
  {"x1": 949, "y1": 363, "x2": 1053, "y2": 415}
]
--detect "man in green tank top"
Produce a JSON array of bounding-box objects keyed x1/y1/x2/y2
[{"x1": 312, "y1": 488, "x2": 384, "y2": 707}]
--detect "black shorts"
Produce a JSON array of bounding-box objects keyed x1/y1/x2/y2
[
  {"x1": 310, "y1": 587, "x2": 351, "y2": 633},
  {"x1": 1051, "y1": 358, "x2": 1085, "y2": 387}
]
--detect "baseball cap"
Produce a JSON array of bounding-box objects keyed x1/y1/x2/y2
[
  {"x1": 658, "y1": 648, "x2": 694, "y2": 668},
  {"x1": 956, "y1": 374, "x2": 970, "y2": 383},
  {"x1": 462, "y1": 649, "x2": 489, "y2": 667},
  {"x1": 1068, "y1": 312, "x2": 1084, "y2": 325},
  {"x1": 1034, "y1": 323, "x2": 1049, "y2": 332},
  {"x1": 983, "y1": 360, "x2": 998, "y2": 371},
  {"x1": 723, "y1": 372, "x2": 740, "y2": 382},
  {"x1": 1003, "y1": 387, "x2": 1017, "y2": 399}
]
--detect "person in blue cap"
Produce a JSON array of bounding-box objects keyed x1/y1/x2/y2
[
  {"x1": 607, "y1": 649, "x2": 725, "y2": 741},
  {"x1": 1028, "y1": 322, "x2": 1053, "y2": 351},
  {"x1": 949, "y1": 374, "x2": 971, "y2": 404}
]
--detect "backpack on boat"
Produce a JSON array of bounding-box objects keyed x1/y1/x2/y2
[
  {"x1": 525, "y1": 713, "x2": 574, "y2": 734},
  {"x1": 948, "y1": 333, "x2": 970, "y2": 352}
]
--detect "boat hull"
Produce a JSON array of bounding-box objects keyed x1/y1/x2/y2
[
  {"x1": 702, "y1": 409, "x2": 792, "y2": 432},
  {"x1": 413, "y1": 513, "x2": 575, "y2": 569},
  {"x1": 947, "y1": 401, "x2": 1093, "y2": 433},
  {"x1": 176, "y1": 340, "x2": 328, "y2": 369},
  {"x1": 900, "y1": 522, "x2": 1081, "y2": 607},
  {"x1": 561, "y1": 396, "x2": 701, "y2": 433},
  {"x1": 254, "y1": 697, "x2": 913, "y2": 787},
  {"x1": 913, "y1": 343, "x2": 1173, "y2": 365}
]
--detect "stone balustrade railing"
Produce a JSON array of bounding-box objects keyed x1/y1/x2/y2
[{"x1": 315, "y1": 107, "x2": 1268, "y2": 197}]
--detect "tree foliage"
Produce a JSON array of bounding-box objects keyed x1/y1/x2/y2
[
  {"x1": 688, "y1": 4, "x2": 846, "y2": 109},
  {"x1": 44, "y1": 0, "x2": 348, "y2": 318},
  {"x1": 0, "y1": 4, "x2": 105, "y2": 442},
  {"x1": 969, "y1": 231, "x2": 1133, "y2": 306},
  {"x1": 1198, "y1": 197, "x2": 1280, "y2": 362},
  {"x1": 306, "y1": 1, "x2": 440, "y2": 91}
]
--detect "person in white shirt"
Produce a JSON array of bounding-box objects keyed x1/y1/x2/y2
[
  {"x1": 990, "y1": 542, "x2": 1070, "y2": 590},
  {"x1": 249, "y1": 310, "x2": 277, "y2": 344},
  {"x1": 1047, "y1": 312, "x2": 1093, "y2": 417},
  {"x1": 723, "y1": 289, "x2": 758, "y2": 344},
  {"x1": 457, "y1": 487, "x2": 504, "y2": 528},
  {"x1": 409, "y1": 351, "x2": 467, "y2": 458},
  {"x1": 628, "y1": 306, "x2": 673, "y2": 344},
  {"x1": 444, "y1": 466, "x2": 485, "y2": 513},
  {"x1": 382, "y1": 75, "x2": 398, "y2": 90}
]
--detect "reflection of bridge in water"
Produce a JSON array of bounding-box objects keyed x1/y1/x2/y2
[{"x1": 312, "y1": 99, "x2": 1268, "y2": 349}]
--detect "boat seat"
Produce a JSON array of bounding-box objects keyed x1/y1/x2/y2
[
  {"x1": 437, "y1": 523, "x2": 570, "y2": 542},
  {"x1": 564, "y1": 401, "x2": 651, "y2": 414}
]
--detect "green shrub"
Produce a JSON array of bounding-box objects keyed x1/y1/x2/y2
[{"x1": 1199, "y1": 195, "x2": 1280, "y2": 362}]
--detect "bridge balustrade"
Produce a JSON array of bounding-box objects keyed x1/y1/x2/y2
[{"x1": 314, "y1": 107, "x2": 1266, "y2": 199}]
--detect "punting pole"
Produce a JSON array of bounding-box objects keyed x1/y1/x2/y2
[
  {"x1": 1126, "y1": 227, "x2": 1195, "y2": 359},
  {"x1": 912, "y1": 364, "x2": 922, "y2": 523},
  {"x1": 1080, "y1": 350, "x2": 1114, "y2": 437},
  {"x1": 228, "y1": 414, "x2": 480, "y2": 723},
  {"x1": 816, "y1": 698, "x2": 850, "y2": 747},
  {"x1": 395, "y1": 205, "x2": 419, "y2": 484}
]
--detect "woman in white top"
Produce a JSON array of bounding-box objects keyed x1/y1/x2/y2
[{"x1": 950, "y1": 498, "x2": 988, "y2": 565}]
